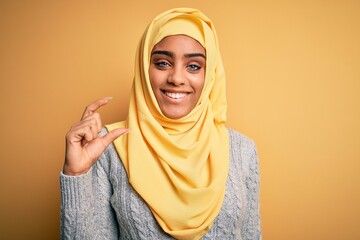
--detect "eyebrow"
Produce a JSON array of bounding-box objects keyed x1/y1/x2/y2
[
  {"x1": 184, "y1": 53, "x2": 206, "y2": 59},
  {"x1": 151, "y1": 50, "x2": 173, "y2": 57},
  {"x1": 151, "y1": 50, "x2": 206, "y2": 59}
]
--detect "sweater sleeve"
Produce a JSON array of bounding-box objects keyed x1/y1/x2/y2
[
  {"x1": 60, "y1": 152, "x2": 118, "y2": 239},
  {"x1": 241, "y1": 141, "x2": 262, "y2": 240}
]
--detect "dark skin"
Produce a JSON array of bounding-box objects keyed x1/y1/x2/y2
[
  {"x1": 149, "y1": 35, "x2": 206, "y2": 119},
  {"x1": 63, "y1": 97, "x2": 130, "y2": 176},
  {"x1": 63, "y1": 35, "x2": 205, "y2": 175}
]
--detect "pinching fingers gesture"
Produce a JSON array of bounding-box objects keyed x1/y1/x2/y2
[{"x1": 63, "y1": 97, "x2": 129, "y2": 176}]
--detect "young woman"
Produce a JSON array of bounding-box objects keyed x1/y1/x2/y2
[{"x1": 61, "y1": 8, "x2": 261, "y2": 240}]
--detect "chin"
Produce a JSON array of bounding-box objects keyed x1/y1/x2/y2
[
  {"x1": 162, "y1": 109, "x2": 189, "y2": 119},
  {"x1": 164, "y1": 113, "x2": 185, "y2": 119}
]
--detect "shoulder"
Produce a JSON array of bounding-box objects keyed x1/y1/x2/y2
[
  {"x1": 227, "y1": 128, "x2": 259, "y2": 177},
  {"x1": 227, "y1": 128, "x2": 257, "y2": 154}
]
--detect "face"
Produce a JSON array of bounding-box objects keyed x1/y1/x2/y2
[{"x1": 149, "y1": 35, "x2": 206, "y2": 119}]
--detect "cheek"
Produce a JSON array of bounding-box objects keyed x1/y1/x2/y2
[
  {"x1": 148, "y1": 67, "x2": 160, "y2": 90},
  {"x1": 193, "y1": 73, "x2": 205, "y2": 93},
  {"x1": 149, "y1": 66, "x2": 169, "y2": 84}
]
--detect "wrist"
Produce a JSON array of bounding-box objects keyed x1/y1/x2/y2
[{"x1": 62, "y1": 165, "x2": 90, "y2": 176}]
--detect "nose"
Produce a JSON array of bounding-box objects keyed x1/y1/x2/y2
[{"x1": 168, "y1": 66, "x2": 185, "y2": 86}]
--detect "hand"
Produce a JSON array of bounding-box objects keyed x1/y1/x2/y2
[{"x1": 63, "y1": 97, "x2": 130, "y2": 176}]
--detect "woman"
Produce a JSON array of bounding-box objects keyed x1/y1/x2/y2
[{"x1": 61, "y1": 8, "x2": 261, "y2": 240}]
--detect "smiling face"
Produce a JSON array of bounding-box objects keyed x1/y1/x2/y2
[{"x1": 149, "y1": 35, "x2": 206, "y2": 119}]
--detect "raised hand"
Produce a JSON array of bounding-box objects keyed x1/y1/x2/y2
[{"x1": 63, "y1": 97, "x2": 129, "y2": 176}]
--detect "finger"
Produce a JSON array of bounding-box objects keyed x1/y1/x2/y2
[
  {"x1": 70, "y1": 117, "x2": 100, "y2": 135},
  {"x1": 68, "y1": 117, "x2": 101, "y2": 148},
  {"x1": 90, "y1": 122, "x2": 99, "y2": 139},
  {"x1": 100, "y1": 128, "x2": 131, "y2": 150},
  {"x1": 80, "y1": 112, "x2": 102, "y2": 132},
  {"x1": 67, "y1": 125, "x2": 95, "y2": 146},
  {"x1": 82, "y1": 125, "x2": 96, "y2": 141},
  {"x1": 83, "y1": 128, "x2": 131, "y2": 164},
  {"x1": 81, "y1": 96, "x2": 113, "y2": 120},
  {"x1": 81, "y1": 123, "x2": 99, "y2": 146},
  {"x1": 91, "y1": 112, "x2": 102, "y2": 132}
]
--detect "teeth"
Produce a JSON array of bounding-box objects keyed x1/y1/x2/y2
[{"x1": 164, "y1": 92, "x2": 188, "y2": 99}]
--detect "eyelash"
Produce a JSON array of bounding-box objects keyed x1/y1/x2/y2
[
  {"x1": 187, "y1": 64, "x2": 201, "y2": 71},
  {"x1": 154, "y1": 61, "x2": 171, "y2": 68},
  {"x1": 154, "y1": 61, "x2": 201, "y2": 72}
]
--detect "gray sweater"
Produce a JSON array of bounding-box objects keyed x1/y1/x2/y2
[{"x1": 60, "y1": 128, "x2": 261, "y2": 239}]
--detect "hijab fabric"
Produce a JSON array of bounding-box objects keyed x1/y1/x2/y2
[{"x1": 106, "y1": 8, "x2": 229, "y2": 240}]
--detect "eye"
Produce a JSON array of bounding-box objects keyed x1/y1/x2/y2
[
  {"x1": 154, "y1": 61, "x2": 171, "y2": 69},
  {"x1": 187, "y1": 64, "x2": 201, "y2": 72}
]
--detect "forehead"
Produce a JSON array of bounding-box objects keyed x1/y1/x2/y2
[{"x1": 152, "y1": 35, "x2": 205, "y2": 53}]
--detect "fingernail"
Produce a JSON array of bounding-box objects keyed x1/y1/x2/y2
[
  {"x1": 123, "y1": 128, "x2": 132, "y2": 134},
  {"x1": 104, "y1": 96, "x2": 113, "y2": 101}
]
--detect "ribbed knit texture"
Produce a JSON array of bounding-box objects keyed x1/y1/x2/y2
[{"x1": 60, "y1": 128, "x2": 261, "y2": 240}]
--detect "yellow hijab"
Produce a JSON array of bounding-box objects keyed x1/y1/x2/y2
[{"x1": 106, "y1": 8, "x2": 229, "y2": 240}]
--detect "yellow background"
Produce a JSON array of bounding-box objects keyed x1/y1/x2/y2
[{"x1": 1, "y1": 1, "x2": 359, "y2": 239}]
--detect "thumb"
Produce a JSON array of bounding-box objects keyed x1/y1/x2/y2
[{"x1": 101, "y1": 128, "x2": 131, "y2": 147}]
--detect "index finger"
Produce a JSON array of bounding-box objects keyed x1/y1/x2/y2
[{"x1": 81, "y1": 96, "x2": 113, "y2": 119}]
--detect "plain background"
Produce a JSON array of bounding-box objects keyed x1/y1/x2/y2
[{"x1": 1, "y1": 1, "x2": 359, "y2": 239}]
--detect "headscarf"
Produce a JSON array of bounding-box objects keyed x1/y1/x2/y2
[{"x1": 106, "y1": 8, "x2": 229, "y2": 240}]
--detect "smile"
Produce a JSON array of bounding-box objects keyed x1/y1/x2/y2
[{"x1": 163, "y1": 91, "x2": 189, "y2": 99}]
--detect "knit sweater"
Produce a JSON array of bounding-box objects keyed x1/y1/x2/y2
[{"x1": 60, "y1": 128, "x2": 261, "y2": 240}]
